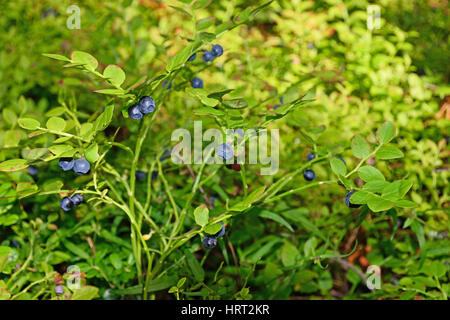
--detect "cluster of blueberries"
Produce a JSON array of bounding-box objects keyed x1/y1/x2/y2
[
  {"x1": 58, "y1": 157, "x2": 90, "y2": 211},
  {"x1": 203, "y1": 222, "x2": 226, "y2": 249},
  {"x1": 190, "y1": 44, "x2": 224, "y2": 90},
  {"x1": 60, "y1": 193, "x2": 83, "y2": 212},
  {"x1": 128, "y1": 96, "x2": 156, "y2": 121}
]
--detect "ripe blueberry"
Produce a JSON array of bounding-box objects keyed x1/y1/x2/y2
[
  {"x1": 345, "y1": 190, "x2": 361, "y2": 208},
  {"x1": 191, "y1": 77, "x2": 203, "y2": 89},
  {"x1": 307, "y1": 153, "x2": 316, "y2": 161},
  {"x1": 202, "y1": 51, "x2": 214, "y2": 62},
  {"x1": 70, "y1": 194, "x2": 83, "y2": 206},
  {"x1": 214, "y1": 223, "x2": 225, "y2": 238},
  {"x1": 59, "y1": 157, "x2": 74, "y2": 171},
  {"x1": 73, "y1": 159, "x2": 90, "y2": 175},
  {"x1": 55, "y1": 285, "x2": 64, "y2": 295},
  {"x1": 60, "y1": 197, "x2": 74, "y2": 212},
  {"x1": 303, "y1": 169, "x2": 316, "y2": 181},
  {"x1": 188, "y1": 53, "x2": 196, "y2": 61},
  {"x1": 135, "y1": 170, "x2": 148, "y2": 181},
  {"x1": 151, "y1": 170, "x2": 159, "y2": 180},
  {"x1": 203, "y1": 236, "x2": 217, "y2": 249},
  {"x1": 27, "y1": 166, "x2": 38, "y2": 176},
  {"x1": 138, "y1": 96, "x2": 155, "y2": 114},
  {"x1": 211, "y1": 44, "x2": 223, "y2": 57},
  {"x1": 128, "y1": 104, "x2": 143, "y2": 120},
  {"x1": 216, "y1": 144, "x2": 234, "y2": 160}
]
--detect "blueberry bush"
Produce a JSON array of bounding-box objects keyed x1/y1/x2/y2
[{"x1": 0, "y1": 0, "x2": 448, "y2": 300}]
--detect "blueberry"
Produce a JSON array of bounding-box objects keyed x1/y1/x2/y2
[
  {"x1": 214, "y1": 223, "x2": 225, "y2": 238},
  {"x1": 202, "y1": 51, "x2": 214, "y2": 62},
  {"x1": 11, "y1": 240, "x2": 20, "y2": 247},
  {"x1": 135, "y1": 170, "x2": 148, "y2": 181},
  {"x1": 162, "y1": 81, "x2": 172, "y2": 89},
  {"x1": 211, "y1": 44, "x2": 223, "y2": 57},
  {"x1": 303, "y1": 169, "x2": 316, "y2": 181},
  {"x1": 138, "y1": 96, "x2": 156, "y2": 114},
  {"x1": 307, "y1": 153, "x2": 316, "y2": 161},
  {"x1": 151, "y1": 170, "x2": 159, "y2": 180},
  {"x1": 70, "y1": 194, "x2": 83, "y2": 206},
  {"x1": 59, "y1": 158, "x2": 74, "y2": 171},
  {"x1": 55, "y1": 285, "x2": 64, "y2": 295},
  {"x1": 191, "y1": 77, "x2": 204, "y2": 89},
  {"x1": 203, "y1": 236, "x2": 217, "y2": 249},
  {"x1": 216, "y1": 144, "x2": 234, "y2": 160},
  {"x1": 60, "y1": 197, "x2": 74, "y2": 211},
  {"x1": 210, "y1": 196, "x2": 217, "y2": 207},
  {"x1": 160, "y1": 149, "x2": 171, "y2": 161},
  {"x1": 27, "y1": 166, "x2": 38, "y2": 176},
  {"x1": 73, "y1": 159, "x2": 91, "y2": 175},
  {"x1": 41, "y1": 8, "x2": 58, "y2": 19},
  {"x1": 274, "y1": 104, "x2": 281, "y2": 110},
  {"x1": 128, "y1": 104, "x2": 143, "y2": 120},
  {"x1": 188, "y1": 53, "x2": 196, "y2": 61},
  {"x1": 345, "y1": 190, "x2": 361, "y2": 208}
]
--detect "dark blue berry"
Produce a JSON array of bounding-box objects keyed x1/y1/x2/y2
[
  {"x1": 338, "y1": 157, "x2": 346, "y2": 165},
  {"x1": 60, "y1": 197, "x2": 74, "y2": 211},
  {"x1": 202, "y1": 51, "x2": 214, "y2": 62},
  {"x1": 160, "y1": 149, "x2": 171, "y2": 161},
  {"x1": 307, "y1": 153, "x2": 316, "y2": 161},
  {"x1": 211, "y1": 44, "x2": 223, "y2": 57},
  {"x1": 274, "y1": 104, "x2": 281, "y2": 110},
  {"x1": 188, "y1": 53, "x2": 196, "y2": 61},
  {"x1": 59, "y1": 158, "x2": 74, "y2": 171},
  {"x1": 162, "y1": 81, "x2": 172, "y2": 89},
  {"x1": 70, "y1": 194, "x2": 83, "y2": 206},
  {"x1": 27, "y1": 166, "x2": 38, "y2": 176},
  {"x1": 210, "y1": 196, "x2": 216, "y2": 207},
  {"x1": 216, "y1": 144, "x2": 234, "y2": 160},
  {"x1": 191, "y1": 77, "x2": 203, "y2": 89},
  {"x1": 214, "y1": 223, "x2": 225, "y2": 238},
  {"x1": 135, "y1": 170, "x2": 148, "y2": 181},
  {"x1": 73, "y1": 159, "x2": 90, "y2": 175},
  {"x1": 151, "y1": 170, "x2": 159, "y2": 180},
  {"x1": 303, "y1": 169, "x2": 316, "y2": 181},
  {"x1": 55, "y1": 285, "x2": 64, "y2": 295},
  {"x1": 345, "y1": 190, "x2": 360, "y2": 208},
  {"x1": 138, "y1": 96, "x2": 155, "y2": 114},
  {"x1": 128, "y1": 104, "x2": 143, "y2": 120},
  {"x1": 203, "y1": 236, "x2": 217, "y2": 249}
]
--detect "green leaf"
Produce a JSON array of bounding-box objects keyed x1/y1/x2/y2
[
  {"x1": 194, "y1": 106, "x2": 224, "y2": 116},
  {"x1": 375, "y1": 146, "x2": 404, "y2": 159},
  {"x1": 229, "y1": 186, "x2": 265, "y2": 212},
  {"x1": 71, "y1": 51, "x2": 98, "y2": 71},
  {"x1": 196, "y1": 17, "x2": 215, "y2": 31},
  {"x1": 194, "y1": 205, "x2": 209, "y2": 227},
  {"x1": 184, "y1": 249, "x2": 205, "y2": 282},
  {"x1": 169, "y1": 6, "x2": 192, "y2": 18},
  {"x1": 94, "y1": 89, "x2": 125, "y2": 95},
  {"x1": 351, "y1": 135, "x2": 371, "y2": 158},
  {"x1": 4, "y1": 130, "x2": 20, "y2": 147},
  {"x1": 63, "y1": 241, "x2": 90, "y2": 260},
  {"x1": 16, "y1": 182, "x2": 39, "y2": 198},
  {"x1": 192, "y1": 0, "x2": 210, "y2": 10},
  {"x1": 85, "y1": 143, "x2": 99, "y2": 163},
  {"x1": 349, "y1": 191, "x2": 370, "y2": 205},
  {"x1": 223, "y1": 98, "x2": 248, "y2": 109},
  {"x1": 46, "y1": 117, "x2": 66, "y2": 131},
  {"x1": 358, "y1": 165, "x2": 385, "y2": 182},
  {"x1": 71, "y1": 286, "x2": 99, "y2": 300},
  {"x1": 42, "y1": 53, "x2": 71, "y2": 62},
  {"x1": 330, "y1": 158, "x2": 347, "y2": 176},
  {"x1": 167, "y1": 43, "x2": 194, "y2": 72},
  {"x1": 395, "y1": 199, "x2": 417, "y2": 208},
  {"x1": 48, "y1": 145, "x2": 74, "y2": 157},
  {"x1": 18, "y1": 118, "x2": 40, "y2": 130},
  {"x1": 103, "y1": 64, "x2": 126, "y2": 87},
  {"x1": 367, "y1": 196, "x2": 394, "y2": 212},
  {"x1": 362, "y1": 180, "x2": 388, "y2": 192},
  {"x1": 376, "y1": 121, "x2": 395, "y2": 145},
  {"x1": 2, "y1": 109, "x2": 17, "y2": 125},
  {"x1": 94, "y1": 104, "x2": 114, "y2": 132},
  {"x1": 259, "y1": 210, "x2": 294, "y2": 232},
  {"x1": 186, "y1": 88, "x2": 219, "y2": 107},
  {"x1": 0, "y1": 159, "x2": 28, "y2": 172},
  {"x1": 204, "y1": 223, "x2": 222, "y2": 235},
  {"x1": 281, "y1": 241, "x2": 299, "y2": 267}
]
